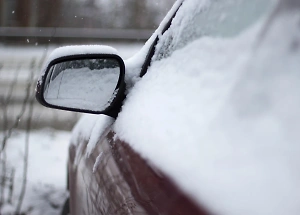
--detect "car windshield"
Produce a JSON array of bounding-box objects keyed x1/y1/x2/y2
[{"x1": 153, "y1": 0, "x2": 276, "y2": 61}]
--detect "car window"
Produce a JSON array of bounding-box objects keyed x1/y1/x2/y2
[{"x1": 153, "y1": 0, "x2": 275, "y2": 61}]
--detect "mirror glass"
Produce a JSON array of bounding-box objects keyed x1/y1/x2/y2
[{"x1": 43, "y1": 58, "x2": 120, "y2": 111}]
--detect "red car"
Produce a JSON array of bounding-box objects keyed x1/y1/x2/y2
[{"x1": 36, "y1": 0, "x2": 300, "y2": 214}]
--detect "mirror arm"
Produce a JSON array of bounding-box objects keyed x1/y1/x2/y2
[
  {"x1": 104, "y1": 82, "x2": 126, "y2": 118},
  {"x1": 35, "y1": 80, "x2": 48, "y2": 107}
]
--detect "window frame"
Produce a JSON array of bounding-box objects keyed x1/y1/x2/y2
[{"x1": 139, "y1": 3, "x2": 183, "y2": 77}]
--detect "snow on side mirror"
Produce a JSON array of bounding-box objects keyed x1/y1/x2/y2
[{"x1": 36, "y1": 46, "x2": 126, "y2": 117}]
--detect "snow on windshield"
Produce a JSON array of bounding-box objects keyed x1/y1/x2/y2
[{"x1": 115, "y1": 3, "x2": 300, "y2": 215}]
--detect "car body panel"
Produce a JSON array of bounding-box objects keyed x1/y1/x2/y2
[{"x1": 68, "y1": 125, "x2": 208, "y2": 215}]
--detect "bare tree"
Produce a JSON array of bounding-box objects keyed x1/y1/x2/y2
[
  {"x1": 0, "y1": 46, "x2": 48, "y2": 213},
  {"x1": 36, "y1": 0, "x2": 63, "y2": 27},
  {"x1": 0, "y1": 63, "x2": 34, "y2": 213},
  {"x1": 16, "y1": 0, "x2": 31, "y2": 27},
  {"x1": 14, "y1": 60, "x2": 36, "y2": 215}
]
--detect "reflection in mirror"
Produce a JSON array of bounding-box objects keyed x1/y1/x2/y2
[{"x1": 43, "y1": 58, "x2": 120, "y2": 112}]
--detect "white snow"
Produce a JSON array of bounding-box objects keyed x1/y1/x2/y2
[
  {"x1": 86, "y1": 116, "x2": 113, "y2": 157},
  {"x1": 0, "y1": 129, "x2": 71, "y2": 215},
  {"x1": 45, "y1": 45, "x2": 118, "y2": 63},
  {"x1": 70, "y1": 114, "x2": 98, "y2": 146},
  {"x1": 69, "y1": 0, "x2": 185, "y2": 169},
  {"x1": 123, "y1": 0, "x2": 183, "y2": 87},
  {"x1": 92, "y1": 152, "x2": 103, "y2": 173},
  {"x1": 16, "y1": 0, "x2": 300, "y2": 214},
  {"x1": 114, "y1": 2, "x2": 300, "y2": 215},
  {"x1": 38, "y1": 45, "x2": 118, "y2": 86},
  {"x1": 70, "y1": 114, "x2": 113, "y2": 167}
]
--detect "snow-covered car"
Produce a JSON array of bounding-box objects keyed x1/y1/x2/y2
[{"x1": 36, "y1": 0, "x2": 300, "y2": 214}]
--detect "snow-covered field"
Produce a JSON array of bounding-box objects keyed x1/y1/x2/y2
[{"x1": 0, "y1": 129, "x2": 71, "y2": 215}]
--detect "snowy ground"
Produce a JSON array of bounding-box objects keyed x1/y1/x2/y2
[{"x1": 0, "y1": 129, "x2": 71, "y2": 215}]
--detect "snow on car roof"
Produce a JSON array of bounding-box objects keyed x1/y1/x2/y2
[{"x1": 114, "y1": 1, "x2": 300, "y2": 215}]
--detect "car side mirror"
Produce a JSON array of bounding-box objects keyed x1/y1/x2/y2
[{"x1": 36, "y1": 46, "x2": 126, "y2": 118}]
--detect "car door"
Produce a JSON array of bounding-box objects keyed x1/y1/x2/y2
[{"x1": 68, "y1": 0, "x2": 279, "y2": 214}]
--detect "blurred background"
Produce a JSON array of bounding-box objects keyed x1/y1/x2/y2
[
  {"x1": 0, "y1": 1, "x2": 175, "y2": 214},
  {"x1": 0, "y1": 0, "x2": 175, "y2": 131}
]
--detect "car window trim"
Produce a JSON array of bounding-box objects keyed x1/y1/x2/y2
[{"x1": 139, "y1": 3, "x2": 183, "y2": 77}]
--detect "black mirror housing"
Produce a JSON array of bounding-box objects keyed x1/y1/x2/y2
[{"x1": 36, "y1": 48, "x2": 126, "y2": 118}]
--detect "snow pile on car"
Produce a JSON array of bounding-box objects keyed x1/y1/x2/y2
[
  {"x1": 115, "y1": 3, "x2": 300, "y2": 215},
  {"x1": 71, "y1": 114, "x2": 113, "y2": 166},
  {"x1": 38, "y1": 45, "x2": 118, "y2": 86}
]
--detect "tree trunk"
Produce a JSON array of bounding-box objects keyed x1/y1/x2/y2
[{"x1": 16, "y1": 0, "x2": 31, "y2": 27}]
